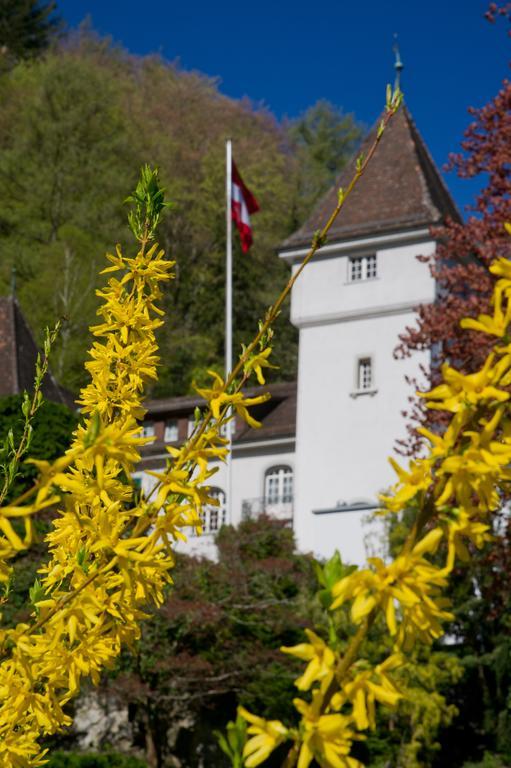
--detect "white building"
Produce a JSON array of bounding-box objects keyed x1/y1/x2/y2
[{"x1": 137, "y1": 107, "x2": 459, "y2": 564}]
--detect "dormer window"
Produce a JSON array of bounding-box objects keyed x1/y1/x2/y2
[
  {"x1": 349, "y1": 254, "x2": 377, "y2": 282},
  {"x1": 141, "y1": 422, "x2": 155, "y2": 438},
  {"x1": 164, "y1": 419, "x2": 179, "y2": 442}
]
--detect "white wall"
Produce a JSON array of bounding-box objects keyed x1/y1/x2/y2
[
  {"x1": 290, "y1": 235, "x2": 434, "y2": 565},
  {"x1": 133, "y1": 234, "x2": 434, "y2": 566},
  {"x1": 134, "y1": 441, "x2": 295, "y2": 560},
  {"x1": 231, "y1": 442, "x2": 295, "y2": 526},
  {"x1": 290, "y1": 239, "x2": 436, "y2": 326}
]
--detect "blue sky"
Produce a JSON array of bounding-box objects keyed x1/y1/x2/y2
[{"x1": 59, "y1": 0, "x2": 509, "y2": 216}]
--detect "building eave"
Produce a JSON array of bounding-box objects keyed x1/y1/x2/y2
[{"x1": 278, "y1": 226, "x2": 433, "y2": 265}]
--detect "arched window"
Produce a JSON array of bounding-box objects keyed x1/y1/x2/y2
[
  {"x1": 194, "y1": 487, "x2": 226, "y2": 535},
  {"x1": 264, "y1": 466, "x2": 293, "y2": 520}
]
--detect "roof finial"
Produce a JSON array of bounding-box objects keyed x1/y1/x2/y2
[
  {"x1": 393, "y1": 34, "x2": 404, "y2": 91},
  {"x1": 10, "y1": 265, "x2": 16, "y2": 299}
]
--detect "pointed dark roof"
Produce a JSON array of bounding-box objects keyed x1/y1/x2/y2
[
  {"x1": 0, "y1": 296, "x2": 73, "y2": 407},
  {"x1": 281, "y1": 107, "x2": 461, "y2": 251}
]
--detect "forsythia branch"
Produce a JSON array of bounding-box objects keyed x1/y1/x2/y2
[{"x1": 0, "y1": 86, "x2": 405, "y2": 767}]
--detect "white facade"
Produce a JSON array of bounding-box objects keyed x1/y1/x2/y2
[
  {"x1": 137, "y1": 104, "x2": 458, "y2": 565},
  {"x1": 135, "y1": 436, "x2": 295, "y2": 560},
  {"x1": 281, "y1": 229, "x2": 436, "y2": 565},
  {"x1": 137, "y1": 226, "x2": 436, "y2": 566}
]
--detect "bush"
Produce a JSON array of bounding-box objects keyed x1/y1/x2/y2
[
  {"x1": 463, "y1": 754, "x2": 509, "y2": 768},
  {"x1": 0, "y1": 394, "x2": 77, "y2": 500},
  {"x1": 46, "y1": 750, "x2": 147, "y2": 768}
]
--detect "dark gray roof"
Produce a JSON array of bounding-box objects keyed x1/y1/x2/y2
[
  {"x1": 144, "y1": 380, "x2": 296, "y2": 445},
  {"x1": 281, "y1": 107, "x2": 461, "y2": 251},
  {"x1": 0, "y1": 296, "x2": 71, "y2": 406}
]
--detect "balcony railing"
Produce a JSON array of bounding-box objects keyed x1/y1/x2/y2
[{"x1": 241, "y1": 496, "x2": 293, "y2": 523}]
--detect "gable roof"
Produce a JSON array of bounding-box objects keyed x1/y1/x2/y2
[
  {"x1": 140, "y1": 381, "x2": 296, "y2": 465},
  {"x1": 281, "y1": 107, "x2": 461, "y2": 251},
  {"x1": 144, "y1": 380, "x2": 296, "y2": 442},
  {"x1": 0, "y1": 296, "x2": 72, "y2": 406}
]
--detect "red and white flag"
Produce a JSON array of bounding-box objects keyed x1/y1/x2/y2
[{"x1": 231, "y1": 161, "x2": 260, "y2": 253}]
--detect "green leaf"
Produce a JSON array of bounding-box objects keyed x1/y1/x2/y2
[
  {"x1": 76, "y1": 546, "x2": 89, "y2": 574},
  {"x1": 84, "y1": 412, "x2": 101, "y2": 448},
  {"x1": 29, "y1": 578, "x2": 45, "y2": 611},
  {"x1": 125, "y1": 165, "x2": 172, "y2": 241},
  {"x1": 21, "y1": 392, "x2": 31, "y2": 419}
]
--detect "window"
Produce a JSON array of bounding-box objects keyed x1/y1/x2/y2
[
  {"x1": 366, "y1": 254, "x2": 377, "y2": 278},
  {"x1": 265, "y1": 466, "x2": 293, "y2": 504},
  {"x1": 357, "y1": 358, "x2": 373, "y2": 391},
  {"x1": 141, "y1": 421, "x2": 155, "y2": 438},
  {"x1": 187, "y1": 416, "x2": 195, "y2": 438},
  {"x1": 263, "y1": 466, "x2": 293, "y2": 521},
  {"x1": 349, "y1": 254, "x2": 377, "y2": 282},
  {"x1": 219, "y1": 419, "x2": 234, "y2": 439},
  {"x1": 349, "y1": 257, "x2": 363, "y2": 281},
  {"x1": 192, "y1": 488, "x2": 226, "y2": 535},
  {"x1": 164, "y1": 419, "x2": 179, "y2": 442}
]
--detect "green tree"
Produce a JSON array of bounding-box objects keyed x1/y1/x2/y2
[
  {"x1": 435, "y1": 526, "x2": 511, "y2": 767},
  {"x1": 47, "y1": 752, "x2": 147, "y2": 768},
  {"x1": 0, "y1": 0, "x2": 60, "y2": 68},
  {"x1": 0, "y1": 46, "x2": 138, "y2": 389},
  {"x1": 123, "y1": 54, "x2": 302, "y2": 395},
  {"x1": 101, "y1": 517, "x2": 317, "y2": 767},
  {"x1": 0, "y1": 394, "x2": 77, "y2": 630},
  {"x1": 287, "y1": 100, "x2": 364, "y2": 217},
  {"x1": 0, "y1": 394, "x2": 77, "y2": 501},
  {"x1": 383, "y1": 503, "x2": 511, "y2": 767},
  {"x1": 0, "y1": 33, "x2": 325, "y2": 394}
]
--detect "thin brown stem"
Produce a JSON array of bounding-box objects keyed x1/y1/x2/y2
[
  {"x1": 282, "y1": 743, "x2": 300, "y2": 768},
  {"x1": 0, "y1": 320, "x2": 61, "y2": 506}
]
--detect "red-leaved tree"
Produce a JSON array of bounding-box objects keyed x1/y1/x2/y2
[
  {"x1": 396, "y1": 8, "x2": 511, "y2": 455},
  {"x1": 394, "y1": 13, "x2": 511, "y2": 756}
]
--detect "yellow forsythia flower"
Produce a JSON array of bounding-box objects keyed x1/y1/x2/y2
[
  {"x1": 442, "y1": 508, "x2": 492, "y2": 571},
  {"x1": 331, "y1": 529, "x2": 453, "y2": 648},
  {"x1": 281, "y1": 628, "x2": 337, "y2": 691},
  {"x1": 419, "y1": 354, "x2": 510, "y2": 413},
  {"x1": 0, "y1": 170, "x2": 262, "y2": 764},
  {"x1": 340, "y1": 654, "x2": 403, "y2": 730},
  {"x1": 195, "y1": 370, "x2": 270, "y2": 428},
  {"x1": 243, "y1": 346, "x2": 278, "y2": 385},
  {"x1": 460, "y1": 283, "x2": 511, "y2": 337},
  {"x1": 294, "y1": 691, "x2": 363, "y2": 768},
  {"x1": 380, "y1": 457, "x2": 433, "y2": 513},
  {"x1": 238, "y1": 706, "x2": 289, "y2": 767}
]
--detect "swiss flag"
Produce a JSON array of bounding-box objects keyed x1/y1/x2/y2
[{"x1": 231, "y1": 161, "x2": 259, "y2": 253}]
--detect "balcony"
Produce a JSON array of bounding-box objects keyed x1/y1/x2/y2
[{"x1": 241, "y1": 496, "x2": 293, "y2": 523}]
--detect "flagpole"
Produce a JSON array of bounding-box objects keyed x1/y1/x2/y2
[{"x1": 225, "y1": 139, "x2": 233, "y2": 527}]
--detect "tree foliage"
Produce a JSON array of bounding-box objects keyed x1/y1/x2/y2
[
  {"x1": 47, "y1": 752, "x2": 147, "y2": 768},
  {"x1": 394, "y1": 14, "x2": 511, "y2": 766},
  {"x1": 0, "y1": 0, "x2": 60, "y2": 69},
  {"x1": 0, "y1": 394, "x2": 77, "y2": 500},
  {"x1": 287, "y1": 101, "x2": 363, "y2": 216},
  {"x1": 104, "y1": 517, "x2": 317, "y2": 767},
  {"x1": 396, "y1": 27, "x2": 511, "y2": 451},
  {"x1": 0, "y1": 29, "x2": 361, "y2": 396}
]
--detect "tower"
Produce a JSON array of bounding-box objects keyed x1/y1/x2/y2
[{"x1": 278, "y1": 107, "x2": 460, "y2": 564}]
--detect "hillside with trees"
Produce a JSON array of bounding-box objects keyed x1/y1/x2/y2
[{"x1": 0, "y1": 21, "x2": 362, "y2": 396}]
